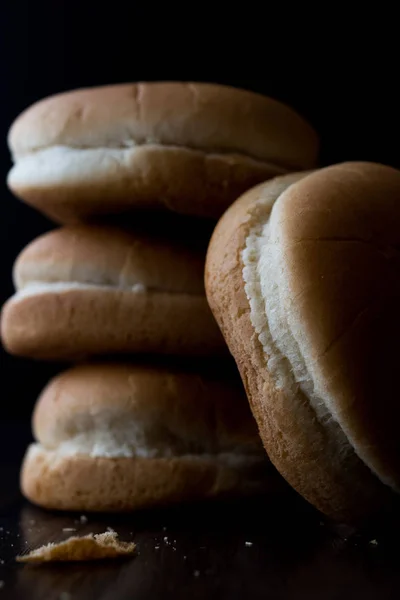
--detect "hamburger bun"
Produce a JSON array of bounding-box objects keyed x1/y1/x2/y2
[
  {"x1": 7, "y1": 82, "x2": 318, "y2": 223},
  {"x1": 205, "y1": 163, "x2": 400, "y2": 522},
  {"x1": 1, "y1": 225, "x2": 225, "y2": 359},
  {"x1": 21, "y1": 363, "x2": 277, "y2": 511}
]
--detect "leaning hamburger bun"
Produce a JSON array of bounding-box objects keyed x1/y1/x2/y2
[
  {"x1": 1, "y1": 225, "x2": 225, "y2": 359},
  {"x1": 21, "y1": 363, "x2": 278, "y2": 511},
  {"x1": 7, "y1": 82, "x2": 318, "y2": 223},
  {"x1": 205, "y1": 163, "x2": 400, "y2": 522}
]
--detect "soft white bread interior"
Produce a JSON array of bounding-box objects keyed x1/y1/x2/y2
[
  {"x1": 206, "y1": 163, "x2": 400, "y2": 522},
  {"x1": 21, "y1": 363, "x2": 278, "y2": 511},
  {"x1": 7, "y1": 82, "x2": 318, "y2": 222},
  {"x1": 1, "y1": 225, "x2": 225, "y2": 359}
]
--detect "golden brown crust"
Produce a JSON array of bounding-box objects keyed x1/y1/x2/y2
[
  {"x1": 13, "y1": 225, "x2": 206, "y2": 294},
  {"x1": 21, "y1": 445, "x2": 276, "y2": 512},
  {"x1": 32, "y1": 363, "x2": 263, "y2": 455},
  {"x1": 274, "y1": 162, "x2": 400, "y2": 490},
  {"x1": 21, "y1": 362, "x2": 280, "y2": 512},
  {"x1": 1, "y1": 287, "x2": 225, "y2": 360},
  {"x1": 9, "y1": 82, "x2": 318, "y2": 168},
  {"x1": 7, "y1": 82, "x2": 318, "y2": 223},
  {"x1": 8, "y1": 146, "x2": 287, "y2": 223},
  {"x1": 205, "y1": 167, "x2": 399, "y2": 521}
]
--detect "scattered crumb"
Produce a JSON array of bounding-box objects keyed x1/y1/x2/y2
[
  {"x1": 0, "y1": 581, "x2": 4, "y2": 589},
  {"x1": 16, "y1": 532, "x2": 136, "y2": 564},
  {"x1": 163, "y1": 537, "x2": 168, "y2": 543},
  {"x1": 0, "y1": 528, "x2": 3, "y2": 532},
  {"x1": 163, "y1": 527, "x2": 167, "y2": 532},
  {"x1": 106, "y1": 527, "x2": 115, "y2": 533},
  {"x1": 155, "y1": 546, "x2": 160, "y2": 550},
  {"x1": 369, "y1": 539, "x2": 378, "y2": 546},
  {"x1": 0, "y1": 560, "x2": 4, "y2": 565},
  {"x1": 79, "y1": 515, "x2": 88, "y2": 524},
  {"x1": 183, "y1": 556, "x2": 187, "y2": 560},
  {"x1": 245, "y1": 541, "x2": 253, "y2": 547},
  {"x1": 62, "y1": 528, "x2": 76, "y2": 533},
  {"x1": 193, "y1": 570, "x2": 200, "y2": 577}
]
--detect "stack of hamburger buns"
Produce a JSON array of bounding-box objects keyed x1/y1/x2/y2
[{"x1": 1, "y1": 82, "x2": 319, "y2": 512}]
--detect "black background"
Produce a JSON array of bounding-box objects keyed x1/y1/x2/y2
[{"x1": 0, "y1": 5, "x2": 399, "y2": 423}]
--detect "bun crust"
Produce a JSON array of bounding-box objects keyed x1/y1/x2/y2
[
  {"x1": 9, "y1": 82, "x2": 318, "y2": 167},
  {"x1": 21, "y1": 363, "x2": 277, "y2": 511},
  {"x1": 21, "y1": 447, "x2": 274, "y2": 512},
  {"x1": 2, "y1": 226, "x2": 225, "y2": 359},
  {"x1": 2, "y1": 286, "x2": 224, "y2": 360},
  {"x1": 12, "y1": 225, "x2": 206, "y2": 294},
  {"x1": 7, "y1": 82, "x2": 318, "y2": 222},
  {"x1": 8, "y1": 146, "x2": 287, "y2": 224},
  {"x1": 205, "y1": 164, "x2": 400, "y2": 521},
  {"x1": 32, "y1": 363, "x2": 262, "y2": 454}
]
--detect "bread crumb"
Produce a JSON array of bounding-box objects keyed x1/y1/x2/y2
[
  {"x1": 245, "y1": 541, "x2": 253, "y2": 547},
  {"x1": 79, "y1": 515, "x2": 88, "y2": 524},
  {"x1": 193, "y1": 570, "x2": 200, "y2": 577},
  {"x1": 62, "y1": 528, "x2": 76, "y2": 533},
  {"x1": 0, "y1": 581, "x2": 4, "y2": 589},
  {"x1": 16, "y1": 532, "x2": 135, "y2": 564},
  {"x1": 369, "y1": 539, "x2": 378, "y2": 546}
]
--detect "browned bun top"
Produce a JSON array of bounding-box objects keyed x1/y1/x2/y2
[
  {"x1": 33, "y1": 363, "x2": 263, "y2": 458},
  {"x1": 8, "y1": 82, "x2": 318, "y2": 170},
  {"x1": 273, "y1": 162, "x2": 400, "y2": 489},
  {"x1": 205, "y1": 163, "x2": 400, "y2": 521},
  {"x1": 14, "y1": 225, "x2": 205, "y2": 295}
]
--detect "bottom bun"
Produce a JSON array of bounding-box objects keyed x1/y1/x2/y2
[
  {"x1": 2, "y1": 287, "x2": 225, "y2": 360},
  {"x1": 21, "y1": 444, "x2": 277, "y2": 512}
]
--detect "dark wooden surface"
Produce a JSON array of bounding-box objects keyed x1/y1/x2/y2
[{"x1": 1, "y1": 423, "x2": 400, "y2": 599}]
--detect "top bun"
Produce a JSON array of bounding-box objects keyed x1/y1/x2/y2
[
  {"x1": 9, "y1": 82, "x2": 317, "y2": 168},
  {"x1": 206, "y1": 162, "x2": 400, "y2": 522},
  {"x1": 13, "y1": 224, "x2": 206, "y2": 295},
  {"x1": 7, "y1": 82, "x2": 318, "y2": 223},
  {"x1": 32, "y1": 362, "x2": 263, "y2": 459}
]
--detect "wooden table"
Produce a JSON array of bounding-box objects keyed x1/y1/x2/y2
[{"x1": 1, "y1": 422, "x2": 400, "y2": 600}]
